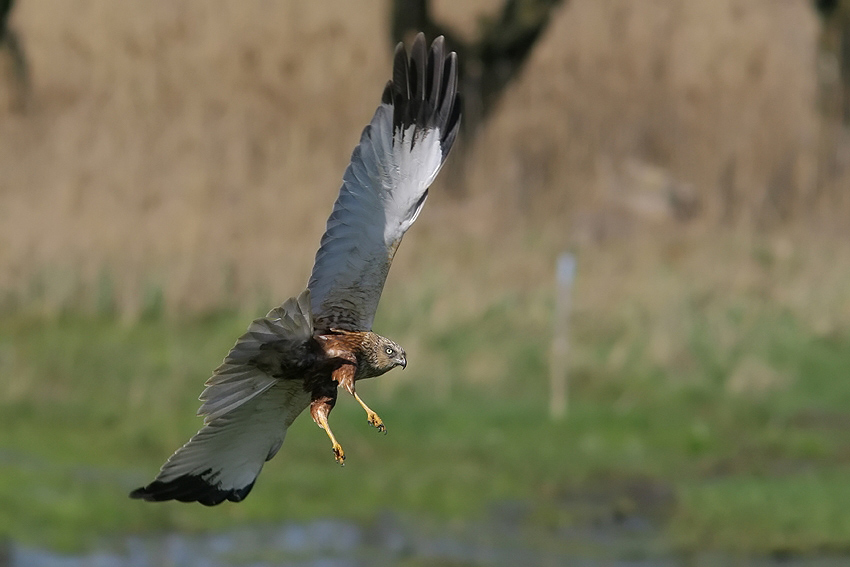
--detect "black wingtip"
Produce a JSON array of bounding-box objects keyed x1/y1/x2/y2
[
  {"x1": 381, "y1": 79, "x2": 394, "y2": 105},
  {"x1": 130, "y1": 472, "x2": 256, "y2": 506},
  {"x1": 442, "y1": 92, "x2": 462, "y2": 160},
  {"x1": 392, "y1": 41, "x2": 409, "y2": 100},
  {"x1": 129, "y1": 486, "x2": 148, "y2": 499},
  {"x1": 409, "y1": 33, "x2": 427, "y2": 101},
  {"x1": 389, "y1": 34, "x2": 461, "y2": 157}
]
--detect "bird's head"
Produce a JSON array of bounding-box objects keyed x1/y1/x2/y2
[{"x1": 364, "y1": 334, "x2": 406, "y2": 377}]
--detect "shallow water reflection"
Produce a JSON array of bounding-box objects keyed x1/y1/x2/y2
[{"x1": 7, "y1": 511, "x2": 850, "y2": 567}]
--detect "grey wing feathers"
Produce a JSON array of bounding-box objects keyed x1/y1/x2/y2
[
  {"x1": 197, "y1": 289, "x2": 312, "y2": 422},
  {"x1": 129, "y1": 290, "x2": 314, "y2": 506},
  {"x1": 308, "y1": 34, "x2": 461, "y2": 332},
  {"x1": 129, "y1": 380, "x2": 311, "y2": 506}
]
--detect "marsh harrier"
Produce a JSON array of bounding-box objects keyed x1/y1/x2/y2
[{"x1": 130, "y1": 34, "x2": 461, "y2": 505}]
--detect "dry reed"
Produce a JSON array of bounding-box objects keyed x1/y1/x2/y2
[{"x1": 0, "y1": 0, "x2": 847, "y2": 344}]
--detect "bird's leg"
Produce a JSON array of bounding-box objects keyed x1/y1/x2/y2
[
  {"x1": 333, "y1": 366, "x2": 386, "y2": 434},
  {"x1": 310, "y1": 395, "x2": 345, "y2": 464},
  {"x1": 353, "y1": 390, "x2": 386, "y2": 434}
]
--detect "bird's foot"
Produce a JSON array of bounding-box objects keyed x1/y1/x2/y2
[
  {"x1": 332, "y1": 442, "x2": 345, "y2": 465},
  {"x1": 366, "y1": 411, "x2": 386, "y2": 434},
  {"x1": 353, "y1": 391, "x2": 386, "y2": 434}
]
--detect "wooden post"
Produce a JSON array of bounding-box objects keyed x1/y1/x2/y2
[{"x1": 550, "y1": 253, "x2": 575, "y2": 420}]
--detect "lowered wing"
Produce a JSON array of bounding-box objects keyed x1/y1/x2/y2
[
  {"x1": 128, "y1": 380, "x2": 311, "y2": 505},
  {"x1": 129, "y1": 291, "x2": 314, "y2": 505},
  {"x1": 308, "y1": 34, "x2": 461, "y2": 332}
]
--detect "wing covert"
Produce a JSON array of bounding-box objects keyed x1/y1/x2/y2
[{"x1": 198, "y1": 290, "x2": 313, "y2": 421}]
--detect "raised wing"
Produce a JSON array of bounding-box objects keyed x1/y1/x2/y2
[
  {"x1": 129, "y1": 291, "x2": 313, "y2": 505},
  {"x1": 308, "y1": 34, "x2": 461, "y2": 332}
]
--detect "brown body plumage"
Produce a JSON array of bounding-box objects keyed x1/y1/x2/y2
[{"x1": 307, "y1": 330, "x2": 406, "y2": 461}]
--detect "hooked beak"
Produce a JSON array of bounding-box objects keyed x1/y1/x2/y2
[{"x1": 400, "y1": 356, "x2": 407, "y2": 369}]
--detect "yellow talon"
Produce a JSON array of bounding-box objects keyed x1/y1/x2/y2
[
  {"x1": 354, "y1": 391, "x2": 387, "y2": 434},
  {"x1": 367, "y1": 412, "x2": 386, "y2": 434},
  {"x1": 332, "y1": 442, "x2": 345, "y2": 465}
]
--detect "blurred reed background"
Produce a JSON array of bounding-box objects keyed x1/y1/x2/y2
[
  {"x1": 0, "y1": 0, "x2": 847, "y2": 318},
  {"x1": 2, "y1": 0, "x2": 850, "y2": 563}
]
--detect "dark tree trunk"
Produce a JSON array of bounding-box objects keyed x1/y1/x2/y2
[
  {"x1": 816, "y1": 0, "x2": 850, "y2": 125},
  {"x1": 0, "y1": 0, "x2": 28, "y2": 111},
  {"x1": 0, "y1": 0, "x2": 14, "y2": 42},
  {"x1": 390, "y1": 0, "x2": 565, "y2": 193},
  {"x1": 842, "y1": 20, "x2": 850, "y2": 124},
  {"x1": 390, "y1": 0, "x2": 564, "y2": 137}
]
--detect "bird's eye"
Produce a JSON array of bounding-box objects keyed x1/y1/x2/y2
[{"x1": 385, "y1": 347, "x2": 394, "y2": 355}]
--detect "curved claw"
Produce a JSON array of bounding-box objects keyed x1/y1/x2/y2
[
  {"x1": 332, "y1": 442, "x2": 345, "y2": 465},
  {"x1": 367, "y1": 412, "x2": 387, "y2": 434}
]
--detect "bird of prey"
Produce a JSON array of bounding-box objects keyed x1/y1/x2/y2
[{"x1": 129, "y1": 34, "x2": 461, "y2": 506}]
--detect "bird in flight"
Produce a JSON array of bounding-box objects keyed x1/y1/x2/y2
[{"x1": 130, "y1": 34, "x2": 461, "y2": 506}]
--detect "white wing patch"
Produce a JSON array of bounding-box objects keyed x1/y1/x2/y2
[{"x1": 385, "y1": 123, "x2": 443, "y2": 243}]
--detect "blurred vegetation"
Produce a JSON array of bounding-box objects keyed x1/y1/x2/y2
[
  {"x1": 2, "y1": 230, "x2": 850, "y2": 556},
  {"x1": 2, "y1": 0, "x2": 850, "y2": 561}
]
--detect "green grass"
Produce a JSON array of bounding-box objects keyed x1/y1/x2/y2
[{"x1": 1, "y1": 295, "x2": 850, "y2": 555}]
